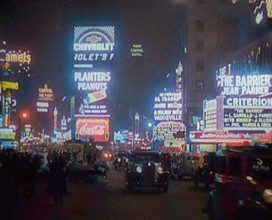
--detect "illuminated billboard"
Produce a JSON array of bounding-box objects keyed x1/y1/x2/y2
[
  {"x1": 73, "y1": 26, "x2": 115, "y2": 117},
  {"x1": 154, "y1": 121, "x2": 186, "y2": 147},
  {"x1": 203, "y1": 99, "x2": 217, "y2": 132},
  {"x1": 38, "y1": 84, "x2": 54, "y2": 101},
  {"x1": 73, "y1": 26, "x2": 115, "y2": 66},
  {"x1": 216, "y1": 64, "x2": 272, "y2": 132},
  {"x1": 36, "y1": 84, "x2": 54, "y2": 113},
  {"x1": 0, "y1": 44, "x2": 31, "y2": 78},
  {"x1": 153, "y1": 92, "x2": 182, "y2": 122},
  {"x1": 75, "y1": 118, "x2": 110, "y2": 142}
]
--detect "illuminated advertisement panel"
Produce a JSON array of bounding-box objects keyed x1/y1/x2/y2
[
  {"x1": 153, "y1": 92, "x2": 182, "y2": 123},
  {"x1": 73, "y1": 26, "x2": 115, "y2": 66},
  {"x1": 75, "y1": 118, "x2": 109, "y2": 142},
  {"x1": 73, "y1": 26, "x2": 114, "y2": 117},
  {"x1": 216, "y1": 64, "x2": 272, "y2": 132},
  {"x1": 154, "y1": 121, "x2": 186, "y2": 147},
  {"x1": 203, "y1": 99, "x2": 217, "y2": 132},
  {"x1": 36, "y1": 84, "x2": 54, "y2": 113},
  {"x1": 38, "y1": 84, "x2": 54, "y2": 102}
]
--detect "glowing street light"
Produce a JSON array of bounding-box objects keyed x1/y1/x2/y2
[
  {"x1": 147, "y1": 122, "x2": 153, "y2": 128},
  {"x1": 18, "y1": 110, "x2": 29, "y2": 151}
]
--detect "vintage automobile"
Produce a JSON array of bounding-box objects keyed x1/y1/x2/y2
[
  {"x1": 204, "y1": 145, "x2": 272, "y2": 220},
  {"x1": 113, "y1": 152, "x2": 129, "y2": 170},
  {"x1": 125, "y1": 151, "x2": 169, "y2": 192},
  {"x1": 171, "y1": 152, "x2": 202, "y2": 179},
  {"x1": 193, "y1": 152, "x2": 216, "y2": 189}
]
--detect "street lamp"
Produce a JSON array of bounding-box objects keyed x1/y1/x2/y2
[{"x1": 18, "y1": 111, "x2": 29, "y2": 151}]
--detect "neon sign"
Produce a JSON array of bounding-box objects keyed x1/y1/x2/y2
[
  {"x1": 203, "y1": 99, "x2": 217, "y2": 131},
  {"x1": 217, "y1": 72, "x2": 272, "y2": 96},
  {"x1": 154, "y1": 121, "x2": 186, "y2": 147},
  {"x1": 75, "y1": 118, "x2": 109, "y2": 142},
  {"x1": 73, "y1": 26, "x2": 115, "y2": 64},
  {"x1": 130, "y1": 44, "x2": 144, "y2": 57},
  {"x1": 38, "y1": 84, "x2": 54, "y2": 101},
  {"x1": 73, "y1": 26, "x2": 114, "y2": 118},
  {"x1": 153, "y1": 92, "x2": 182, "y2": 122},
  {"x1": 5, "y1": 51, "x2": 31, "y2": 64},
  {"x1": 74, "y1": 71, "x2": 111, "y2": 91}
]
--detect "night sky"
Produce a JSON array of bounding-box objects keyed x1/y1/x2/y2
[{"x1": 0, "y1": 0, "x2": 184, "y2": 131}]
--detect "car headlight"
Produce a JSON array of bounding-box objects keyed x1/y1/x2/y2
[
  {"x1": 263, "y1": 189, "x2": 272, "y2": 203},
  {"x1": 158, "y1": 166, "x2": 163, "y2": 174},
  {"x1": 136, "y1": 166, "x2": 142, "y2": 173}
]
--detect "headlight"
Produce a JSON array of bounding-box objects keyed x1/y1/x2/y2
[
  {"x1": 158, "y1": 166, "x2": 163, "y2": 174},
  {"x1": 136, "y1": 166, "x2": 142, "y2": 173},
  {"x1": 263, "y1": 189, "x2": 272, "y2": 203}
]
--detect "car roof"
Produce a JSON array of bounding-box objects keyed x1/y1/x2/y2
[
  {"x1": 216, "y1": 145, "x2": 272, "y2": 157},
  {"x1": 132, "y1": 151, "x2": 159, "y2": 155}
]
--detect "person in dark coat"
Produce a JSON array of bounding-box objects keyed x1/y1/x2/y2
[{"x1": 48, "y1": 153, "x2": 67, "y2": 205}]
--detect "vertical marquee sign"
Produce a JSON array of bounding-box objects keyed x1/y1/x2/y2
[{"x1": 73, "y1": 26, "x2": 115, "y2": 142}]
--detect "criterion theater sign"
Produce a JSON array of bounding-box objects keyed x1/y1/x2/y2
[{"x1": 216, "y1": 64, "x2": 272, "y2": 131}]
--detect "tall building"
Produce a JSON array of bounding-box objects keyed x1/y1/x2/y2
[{"x1": 182, "y1": 0, "x2": 254, "y2": 138}]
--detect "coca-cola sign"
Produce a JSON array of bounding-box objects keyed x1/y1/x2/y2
[{"x1": 76, "y1": 118, "x2": 109, "y2": 142}]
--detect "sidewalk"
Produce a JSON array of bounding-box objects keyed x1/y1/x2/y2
[{"x1": 20, "y1": 178, "x2": 108, "y2": 220}]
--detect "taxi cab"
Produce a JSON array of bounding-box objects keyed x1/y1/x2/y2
[{"x1": 205, "y1": 145, "x2": 272, "y2": 220}]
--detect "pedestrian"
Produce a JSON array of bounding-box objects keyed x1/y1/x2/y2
[{"x1": 48, "y1": 153, "x2": 67, "y2": 205}]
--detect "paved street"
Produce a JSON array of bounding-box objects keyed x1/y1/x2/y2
[{"x1": 22, "y1": 163, "x2": 209, "y2": 220}]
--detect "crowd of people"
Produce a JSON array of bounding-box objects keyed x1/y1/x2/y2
[{"x1": 0, "y1": 143, "x2": 109, "y2": 220}]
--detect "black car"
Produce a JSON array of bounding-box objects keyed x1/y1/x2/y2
[
  {"x1": 194, "y1": 152, "x2": 216, "y2": 189},
  {"x1": 203, "y1": 145, "x2": 272, "y2": 220},
  {"x1": 113, "y1": 152, "x2": 129, "y2": 170},
  {"x1": 125, "y1": 151, "x2": 169, "y2": 192}
]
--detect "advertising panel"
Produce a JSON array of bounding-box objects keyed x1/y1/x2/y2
[
  {"x1": 75, "y1": 118, "x2": 109, "y2": 142},
  {"x1": 0, "y1": 128, "x2": 16, "y2": 140},
  {"x1": 154, "y1": 121, "x2": 186, "y2": 147},
  {"x1": 73, "y1": 26, "x2": 115, "y2": 65},
  {"x1": 153, "y1": 92, "x2": 182, "y2": 123},
  {"x1": 38, "y1": 84, "x2": 54, "y2": 101},
  {"x1": 36, "y1": 84, "x2": 54, "y2": 113},
  {"x1": 73, "y1": 26, "x2": 115, "y2": 117}
]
